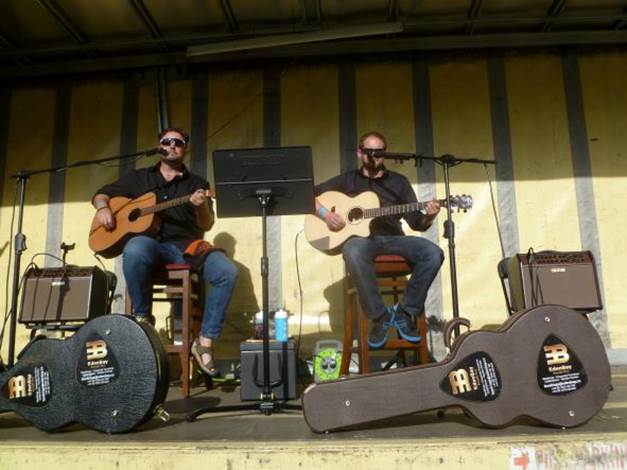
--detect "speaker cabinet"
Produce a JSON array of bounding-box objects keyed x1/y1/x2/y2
[
  {"x1": 19, "y1": 266, "x2": 108, "y2": 325},
  {"x1": 239, "y1": 339, "x2": 296, "y2": 401},
  {"x1": 507, "y1": 251, "x2": 602, "y2": 313}
]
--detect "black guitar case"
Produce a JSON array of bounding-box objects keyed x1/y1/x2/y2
[
  {"x1": 0, "y1": 314, "x2": 168, "y2": 433},
  {"x1": 302, "y1": 305, "x2": 612, "y2": 433}
]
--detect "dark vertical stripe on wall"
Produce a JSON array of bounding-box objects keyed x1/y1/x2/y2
[
  {"x1": 191, "y1": 72, "x2": 208, "y2": 177},
  {"x1": 412, "y1": 58, "x2": 443, "y2": 323},
  {"x1": 0, "y1": 88, "x2": 11, "y2": 201},
  {"x1": 44, "y1": 81, "x2": 71, "y2": 267},
  {"x1": 487, "y1": 52, "x2": 520, "y2": 258},
  {"x1": 338, "y1": 63, "x2": 357, "y2": 172},
  {"x1": 263, "y1": 67, "x2": 282, "y2": 311},
  {"x1": 264, "y1": 68, "x2": 281, "y2": 147},
  {"x1": 561, "y1": 51, "x2": 609, "y2": 346},
  {"x1": 119, "y1": 76, "x2": 138, "y2": 172},
  {"x1": 115, "y1": 77, "x2": 139, "y2": 308}
]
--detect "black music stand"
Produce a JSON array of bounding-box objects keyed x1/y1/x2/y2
[{"x1": 187, "y1": 146, "x2": 314, "y2": 419}]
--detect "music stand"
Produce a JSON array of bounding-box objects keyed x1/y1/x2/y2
[{"x1": 187, "y1": 146, "x2": 314, "y2": 420}]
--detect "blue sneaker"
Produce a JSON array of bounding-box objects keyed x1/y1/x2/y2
[
  {"x1": 392, "y1": 304, "x2": 421, "y2": 343},
  {"x1": 368, "y1": 308, "x2": 395, "y2": 349}
]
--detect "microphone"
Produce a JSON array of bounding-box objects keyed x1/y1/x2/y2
[
  {"x1": 146, "y1": 148, "x2": 168, "y2": 156},
  {"x1": 360, "y1": 148, "x2": 388, "y2": 158}
]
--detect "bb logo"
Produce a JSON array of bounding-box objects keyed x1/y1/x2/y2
[
  {"x1": 544, "y1": 344, "x2": 570, "y2": 365},
  {"x1": 448, "y1": 369, "x2": 472, "y2": 395},
  {"x1": 8, "y1": 375, "x2": 27, "y2": 399},
  {"x1": 86, "y1": 340, "x2": 108, "y2": 360}
]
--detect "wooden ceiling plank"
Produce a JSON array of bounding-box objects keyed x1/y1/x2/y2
[
  {"x1": 37, "y1": 0, "x2": 88, "y2": 44},
  {"x1": 218, "y1": 0, "x2": 239, "y2": 32},
  {"x1": 541, "y1": 0, "x2": 567, "y2": 33}
]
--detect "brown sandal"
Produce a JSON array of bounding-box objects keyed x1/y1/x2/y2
[{"x1": 191, "y1": 339, "x2": 218, "y2": 377}]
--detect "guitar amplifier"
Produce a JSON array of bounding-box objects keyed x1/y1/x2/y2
[
  {"x1": 239, "y1": 339, "x2": 297, "y2": 401},
  {"x1": 19, "y1": 266, "x2": 108, "y2": 325},
  {"x1": 506, "y1": 251, "x2": 602, "y2": 313}
]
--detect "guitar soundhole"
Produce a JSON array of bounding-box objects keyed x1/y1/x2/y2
[
  {"x1": 128, "y1": 208, "x2": 141, "y2": 222},
  {"x1": 347, "y1": 207, "x2": 364, "y2": 224}
]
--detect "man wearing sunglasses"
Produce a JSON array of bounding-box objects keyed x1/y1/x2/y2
[
  {"x1": 314, "y1": 131, "x2": 443, "y2": 351},
  {"x1": 92, "y1": 127, "x2": 237, "y2": 377}
]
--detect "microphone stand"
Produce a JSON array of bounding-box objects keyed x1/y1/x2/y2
[
  {"x1": 379, "y1": 152, "x2": 495, "y2": 326},
  {"x1": 5, "y1": 148, "x2": 162, "y2": 367}
]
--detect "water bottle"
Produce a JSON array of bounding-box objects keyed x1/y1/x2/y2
[
  {"x1": 253, "y1": 311, "x2": 264, "y2": 340},
  {"x1": 274, "y1": 309, "x2": 288, "y2": 342}
]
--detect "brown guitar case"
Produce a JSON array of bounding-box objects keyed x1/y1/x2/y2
[{"x1": 302, "y1": 305, "x2": 611, "y2": 433}]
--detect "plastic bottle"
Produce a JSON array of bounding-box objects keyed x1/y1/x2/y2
[
  {"x1": 254, "y1": 311, "x2": 264, "y2": 339},
  {"x1": 274, "y1": 309, "x2": 288, "y2": 342}
]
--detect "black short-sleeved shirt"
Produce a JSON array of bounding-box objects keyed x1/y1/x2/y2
[
  {"x1": 314, "y1": 168, "x2": 430, "y2": 236},
  {"x1": 94, "y1": 163, "x2": 210, "y2": 251}
]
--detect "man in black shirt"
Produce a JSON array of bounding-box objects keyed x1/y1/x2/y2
[
  {"x1": 93, "y1": 127, "x2": 237, "y2": 376},
  {"x1": 315, "y1": 131, "x2": 443, "y2": 349}
]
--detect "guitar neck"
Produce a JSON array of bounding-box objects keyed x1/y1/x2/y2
[
  {"x1": 363, "y1": 199, "x2": 447, "y2": 219},
  {"x1": 140, "y1": 193, "x2": 192, "y2": 217}
]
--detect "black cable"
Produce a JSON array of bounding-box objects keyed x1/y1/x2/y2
[
  {"x1": 293, "y1": 229, "x2": 305, "y2": 360},
  {"x1": 96, "y1": 155, "x2": 145, "y2": 168},
  {"x1": 0, "y1": 183, "x2": 19, "y2": 352},
  {"x1": 28, "y1": 252, "x2": 65, "y2": 266},
  {"x1": 484, "y1": 163, "x2": 506, "y2": 259},
  {"x1": 93, "y1": 253, "x2": 114, "y2": 313},
  {"x1": 0, "y1": 261, "x2": 38, "y2": 351}
]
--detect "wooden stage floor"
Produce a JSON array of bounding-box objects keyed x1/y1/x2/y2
[{"x1": 1, "y1": 366, "x2": 626, "y2": 469}]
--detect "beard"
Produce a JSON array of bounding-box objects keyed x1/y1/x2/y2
[{"x1": 362, "y1": 155, "x2": 383, "y2": 172}]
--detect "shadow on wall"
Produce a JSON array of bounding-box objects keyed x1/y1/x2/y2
[{"x1": 212, "y1": 232, "x2": 259, "y2": 351}]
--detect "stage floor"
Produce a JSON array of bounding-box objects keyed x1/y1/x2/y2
[{"x1": 1, "y1": 366, "x2": 626, "y2": 469}]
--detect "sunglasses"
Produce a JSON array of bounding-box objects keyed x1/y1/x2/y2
[{"x1": 160, "y1": 137, "x2": 186, "y2": 148}]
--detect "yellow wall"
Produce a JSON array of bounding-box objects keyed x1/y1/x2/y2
[
  {"x1": 281, "y1": 65, "x2": 342, "y2": 350},
  {"x1": 430, "y1": 59, "x2": 501, "y2": 326},
  {"x1": 206, "y1": 69, "x2": 264, "y2": 357},
  {"x1": 0, "y1": 87, "x2": 57, "y2": 358},
  {"x1": 2, "y1": 50, "x2": 626, "y2": 365},
  {"x1": 578, "y1": 52, "x2": 627, "y2": 347}
]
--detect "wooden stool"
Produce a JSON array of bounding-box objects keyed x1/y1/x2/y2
[
  {"x1": 340, "y1": 254, "x2": 430, "y2": 375},
  {"x1": 125, "y1": 263, "x2": 202, "y2": 398}
]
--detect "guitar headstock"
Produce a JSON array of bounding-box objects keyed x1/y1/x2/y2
[{"x1": 448, "y1": 194, "x2": 473, "y2": 212}]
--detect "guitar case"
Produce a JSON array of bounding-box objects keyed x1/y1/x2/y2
[
  {"x1": 302, "y1": 304, "x2": 612, "y2": 433},
  {"x1": 0, "y1": 314, "x2": 169, "y2": 433}
]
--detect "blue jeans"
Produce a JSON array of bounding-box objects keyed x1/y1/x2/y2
[
  {"x1": 343, "y1": 236, "x2": 444, "y2": 319},
  {"x1": 123, "y1": 235, "x2": 238, "y2": 338}
]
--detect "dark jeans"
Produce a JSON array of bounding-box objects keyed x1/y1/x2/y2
[
  {"x1": 123, "y1": 235, "x2": 238, "y2": 338},
  {"x1": 342, "y1": 235, "x2": 444, "y2": 319}
]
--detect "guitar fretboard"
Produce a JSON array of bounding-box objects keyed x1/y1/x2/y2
[
  {"x1": 363, "y1": 199, "x2": 447, "y2": 219},
  {"x1": 139, "y1": 194, "x2": 192, "y2": 216}
]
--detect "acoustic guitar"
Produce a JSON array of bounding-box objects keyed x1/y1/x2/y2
[
  {"x1": 88, "y1": 189, "x2": 214, "y2": 258},
  {"x1": 304, "y1": 191, "x2": 473, "y2": 254},
  {"x1": 0, "y1": 314, "x2": 169, "y2": 433},
  {"x1": 302, "y1": 304, "x2": 611, "y2": 433}
]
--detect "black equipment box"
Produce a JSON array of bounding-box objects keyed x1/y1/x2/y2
[
  {"x1": 19, "y1": 266, "x2": 108, "y2": 325},
  {"x1": 239, "y1": 340, "x2": 297, "y2": 401},
  {"x1": 506, "y1": 251, "x2": 602, "y2": 313}
]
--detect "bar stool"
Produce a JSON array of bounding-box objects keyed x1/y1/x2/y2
[
  {"x1": 340, "y1": 254, "x2": 430, "y2": 375},
  {"x1": 125, "y1": 263, "x2": 202, "y2": 398}
]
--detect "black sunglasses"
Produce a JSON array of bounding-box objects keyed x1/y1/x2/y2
[{"x1": 160, "y1": 137, "x2": 186, "y2": 148}]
